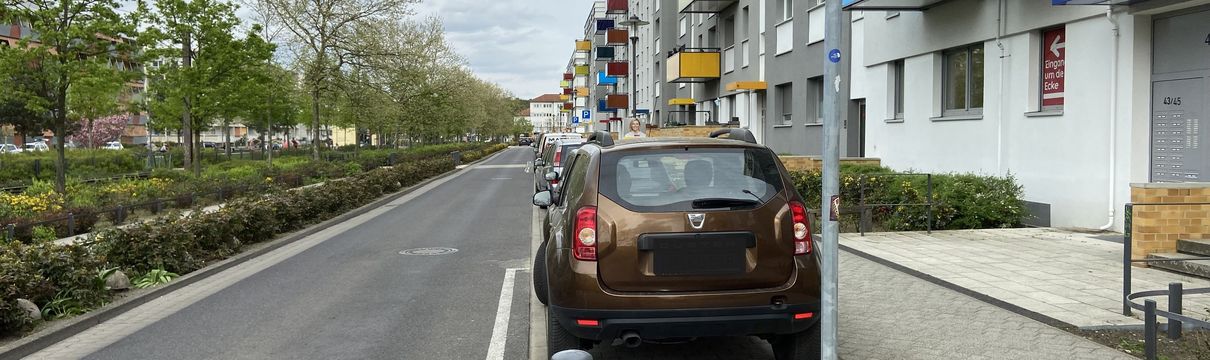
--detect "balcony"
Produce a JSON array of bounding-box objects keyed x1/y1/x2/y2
[
  {"x1": 563, "y1": 73, "x2": 573, "y2": 80},
  {"x1": 678, "y1": 0, "x2": 737, "y2": 13},
  {"x1": 597, "y1": 72, "x2": 618, "y2": 86},
  {"x1": 595, "y1": 19, "x2": 615, "y2": 33},
  {"x1": 574, "y1": 65, "x2": 589, "y2": 76},
  {"x1": 576, "y1": 40, "x2": 591, "y2": 52},
  {"x1": 563, "y1": 88, "x2": 573, "y2": 95},
  {"x1": 576, "y1": 87, "x2": 589, "y2": 97},
  {"x1": 606, "y1": 0, "x2": 627, "y2": 14},
  {"x1": 606, "y1": 94, "x2": 629, "y2": 110},
  {"x1": 606, "y1": 28, "x2": 629, "y2": 46},
  {"x1": 563, "y1": 102, "x2": 574, "y2": 111},
  {"x1": 560, "y1": 80, "x2": 571, "y2": 88},
  {"x1": 606, "y1": 61, "x2": 628, "y2": 77},
  {"x1": 666, "y1": 48, "x2": 721, "y2": 83},
  {"x1": 560, "y1": 94, "x2": 571, "y2": 101},
  {"x1": 595, "y1": 46, "x2": 615, "y2": 61}
]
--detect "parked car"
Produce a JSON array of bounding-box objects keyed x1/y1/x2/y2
[
  {"x1": 518, "y1": 137, "x2": 534, "y2": 146},
  {"x1": 24, "y1": 141, "x2": 49, "y2": 152},
  {"x1": 535, "y1": 132, "x2": 582, "y2": 159},
  {"x1": 102, "y1": 141, "x2": 123, "y2": 150},
  {"x1": 532, "y1": 129, "x2": 821, "y2": 359},
  {"x1": 0, "y1": 144, "x2": 20, "y2": 154},
  {"x1": 532, "y1": 138, "x2": 585, "y2": 194}
]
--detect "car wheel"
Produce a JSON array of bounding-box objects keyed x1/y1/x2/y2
[
  {"x1": 770, "y1": 323, "x2": 821, "y2": 360},
  {"x1": 547, "y1": 306, "x2": 589, "y2": 357},
  {"x1": 533, "y1": 241, "x2": 549, "y2": 305}
]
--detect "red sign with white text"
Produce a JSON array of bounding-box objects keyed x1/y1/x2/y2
[{"x1": 1042, "y1": 28, "x2": 1065, "y2": 107}]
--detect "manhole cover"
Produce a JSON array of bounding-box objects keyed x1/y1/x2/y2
[{"x1": 399, "y1": 247, "x2": 459, "y2": 256}]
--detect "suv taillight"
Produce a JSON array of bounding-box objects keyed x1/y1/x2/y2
[
  {"x1": 574, "y1": 206, "x2": 598, "y2": 261},
  {"x1": 553, "y1": 147, "x2": 563, "y2": 166},
  {"x1": 789, "y1": 201, "x2": 811, "y2": 255}
]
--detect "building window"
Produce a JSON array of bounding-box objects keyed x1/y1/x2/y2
[
  {"x1": 723, "y1": 16, "x2": 735, "y2": 48},
  {"x1": 780, "y1": 0, "x2": 793, "y2": 22},
  {"x1": 679, "y1": 17, "x2": 687, "y2": 38},
  {"x1": 892, "y1": 59, "x2": 904, "y2": 118},
  {"x1": 942, "y1": 44, "x2": 984, "y2": 116},
  {"x1": 809, "y1": 77, "x2": 823, "y2": 124},
  {"x1": 654, "y1": 81, "x2": 661, "y2": 98},
  {"x1": 778, "y1": 83, "x2": 793, "y2": 125},
  {"x1": 741, "y1": 6, "x2": 750, "y2": 39}
]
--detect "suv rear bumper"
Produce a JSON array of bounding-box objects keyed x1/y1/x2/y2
[{"x1": 549, "y1": 303, "x2": 819, "y2": 341}]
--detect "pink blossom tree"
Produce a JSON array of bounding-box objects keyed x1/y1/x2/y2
[{"x1": 68, "y1": 115, "x2": 130, "y2": 148}]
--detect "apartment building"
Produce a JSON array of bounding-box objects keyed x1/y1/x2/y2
[
  {"x1": 1, "y1": 21, "x2": 151, "y2": 146},
  {"x1": 530, "y1": 94, "x2": 566, "y2": 133},
  {"x1": 845, "y1": 0, "x2": 1210, "y2": 230}
]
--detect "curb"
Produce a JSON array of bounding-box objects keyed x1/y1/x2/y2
[
  {"x1": 838, "y1": 242, "x2": 1081, "y2": 332},
  {"x1": 0, "y1": 147, "x2": 512, "y2": 360}
]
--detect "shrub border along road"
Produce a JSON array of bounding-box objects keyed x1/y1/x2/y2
[{"x1": 0, "y1": 146, "x2": 511, "y2": 360}]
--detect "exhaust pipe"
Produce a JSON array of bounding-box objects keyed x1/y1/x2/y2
[{"x1": 620, "y1": 331, "x2": 642, "y2": 348}]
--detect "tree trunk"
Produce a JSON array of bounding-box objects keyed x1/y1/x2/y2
[
  {"x1": 310, "y1": 88, "x2": 321, "y2": 160},
  {"x1": 53, "y1": 91, "x2": 68, "y2": 194},
  {"x1": 182, "y1": 31, "x2": 195, "y2": 175},
  {"x1": 224, "y1": 119, "x2": 231, "y2": 157}
]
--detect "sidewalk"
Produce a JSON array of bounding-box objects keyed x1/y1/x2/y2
[{"x1": 841, "y1": 228, "x2": 1210, "y2": 329}]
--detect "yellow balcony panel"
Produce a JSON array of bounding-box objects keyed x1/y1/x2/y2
[
  {"x1": 574, "y1": 65, "x2": 590, "y2": 76},
  {"x1": 666, "y1": 49, "x2": 721, "y2": 83},
  {"x1": 668, "y1": 98, "x2": 695, "y2": 106},
  {"x1": 576, "y1": 87, "x2": 589, "y2": 97},
  {"x1": 559, "y1": 94, "x2": 571, "y2": 101},
  {"x1": 575, "y1": 40, "x2": 592, "y2": 52},
  {"x1": 679, "y1": 0, "x2": 737, "y2": 13},
  {"x1": 560, "y1": 80, "x2": 571, "y2": 88},
  {"x1": 725, "y1": 81, "x2": 768, "y2": 92}
]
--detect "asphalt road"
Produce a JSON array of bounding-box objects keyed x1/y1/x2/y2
[{"x1": 80, "y1": 148, "x2": 537, "y2": 360}]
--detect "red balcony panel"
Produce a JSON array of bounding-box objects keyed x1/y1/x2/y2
[
  {"x1": 606, "y1": 0, "x2": 628, "y2": 14},
  {"x1": 563, "y1": 88, "x2": 573, "y2": 95},
  {"x1": 606, "y1": 62, "x2": 629, "y2": 77},
  {"x1": 563, "y1": 73, "x2": 574, "y2": 80},
  {"x1": 563, "y1": 102, "x2": 574, "y2": 110},
  {"x1": 606, "y1": 94, "x2": 628, "y2": 109},
  {"x1": 606, "y1": 28, "x2": 629, "y2": 45}
]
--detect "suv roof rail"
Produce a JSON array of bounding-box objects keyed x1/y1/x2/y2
[
  {"x1": 587, "y1": 131, "x2": 615, "y2": 147},
  {"x1": 708, "y1": 128, "x2": 758, "y2": 144}
]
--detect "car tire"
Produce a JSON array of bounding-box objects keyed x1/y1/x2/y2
[
  {"x1": 547, "y1": 305, "x2": 589, "y2": 357},
  {"x1": 533, "y1": 241, "x2": 549, "y2": 305},
  {"x1": 770, "y1": 323, "x2": 822, "y2": 360}
]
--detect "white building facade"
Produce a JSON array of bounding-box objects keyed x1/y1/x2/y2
[{"x1": 848, "y1": 0, "x2": 1210, "y2": 231}]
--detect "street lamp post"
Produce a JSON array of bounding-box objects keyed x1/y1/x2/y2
[{"x1": 618, "y1": 14, "x2": 649, "y2": 133}]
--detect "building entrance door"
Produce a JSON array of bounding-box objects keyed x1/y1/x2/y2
[{"x1": 1150, "y1": 7, "x2": 1210, "y2": 182}]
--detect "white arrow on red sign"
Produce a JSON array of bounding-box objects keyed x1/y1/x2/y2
[{"x1": 1050, "y1": 35, "x2": 1065, "y2": 57}]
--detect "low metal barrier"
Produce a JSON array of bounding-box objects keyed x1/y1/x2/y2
[{"x1": 1121, "y1": 202, "x2": 1210, "y2": 360}]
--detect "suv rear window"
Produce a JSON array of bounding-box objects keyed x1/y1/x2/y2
[{"x1": 599, "y1": 148, "x2": 786, "y2": 212}]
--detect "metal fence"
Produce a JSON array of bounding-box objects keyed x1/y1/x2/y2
[
  {"x1": 1121, "y1": 202, "x2": 1210, "y2": 360},
  {"x1": 806, "y1": 173, "x2": 934, "y2": 235}
]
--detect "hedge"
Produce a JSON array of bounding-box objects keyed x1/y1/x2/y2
[
  {"x1": 789, "y1": 164, "x2": 1027, "y2": 231},
  {"x1": 0, "y1": 143, "x2": 507, "y2": 334}
]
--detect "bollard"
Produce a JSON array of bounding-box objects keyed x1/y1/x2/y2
[
  {"x1": 389, "y1": 153, "x2": 397, "y2": 166},
  {"x1": 33, "y1": 159, "x2": 41, "y2": 178},
  {"x1": 5, "y1": 224, "x2": 13, "y2": 242},
  {"x1": 1168, "y1": 282, "x2": 1183, "y2": 340},
  {"x1": 67, "y1": 213, "x2": 76, "y2": 237},
  {"x1": 450, "y1": 151, "x2": 462, "y2": 167},
  {"x1": 1144, "y1": 299, "x2": 1157, "y2": 360},
  {"x1": 1124, "y1": 203, "x2": 1134, "y2": 316}
]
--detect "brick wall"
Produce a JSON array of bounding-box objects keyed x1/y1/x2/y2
[
  {"x1": 1129, "y1": 183, "x2": 1210, "y2": 261},
  {"x1": 779, "y1": 156, "x2": 882, "y2": 172},
  {"x1": 647, "y1": 126, "x2": 728, "y2": 138}
]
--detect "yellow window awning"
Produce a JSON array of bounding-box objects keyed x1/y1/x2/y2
[
  {"x1": 726, "y1": 81, "x2": 768, "y2": 92},
  {"x1": 668, "y1": 98, "x2": 695, "y2": 106}
]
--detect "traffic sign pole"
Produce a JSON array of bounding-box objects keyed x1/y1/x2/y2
[{"x1": 820, "y1": 0, "x2": 844, "y2": 359}]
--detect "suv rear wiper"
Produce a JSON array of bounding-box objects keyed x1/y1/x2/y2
[{"x1": 691, "y1": 198, "x2": 761, "y2": 209}]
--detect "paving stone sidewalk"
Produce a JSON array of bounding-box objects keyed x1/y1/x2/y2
[
  {"x1": 841, "y1": 228, "x2": 1210, "y2": 329},
  {"x1": 585, "y1": 251, "x2": 1132, "y2": 359}
]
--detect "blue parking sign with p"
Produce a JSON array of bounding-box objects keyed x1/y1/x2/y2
[
  {"x1": 582, "y1": 110, "x2": 591, "y2": 119},
  {"x1": 572, "y1": 116, "x2": 580, "y2": 124}
]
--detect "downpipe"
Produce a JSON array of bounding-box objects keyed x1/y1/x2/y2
[
  {"x1": 995, "y1": 0, "x2": 1007, "y2": 173},
  {"x1": 1098, "y1": 9, "x2": 1120, "y2": 231}
]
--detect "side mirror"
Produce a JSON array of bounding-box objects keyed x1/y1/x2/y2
[
  {"x1": 533, "y1": 191, "x2": 553, "y2": 208},
  {"x1": 535, "y1": 158, "x2": 546, "y2": 167},
  {"x1": 544, "y1": 171, "x2": 559, "y2": 182}
]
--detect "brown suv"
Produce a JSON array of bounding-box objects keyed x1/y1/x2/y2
[{"x1": 531, "y1": 129, "x2": 821, "y2": 359}]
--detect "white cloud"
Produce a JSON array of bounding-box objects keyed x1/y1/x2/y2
[{"x1": 415, "y1": 0, "x2": 591, "y2": 99}]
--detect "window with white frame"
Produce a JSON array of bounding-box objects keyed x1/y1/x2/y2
[
  {"x1": 679, "y1": 16, "x2": 687, "y2": 38},
  {"x1": 892, "y1": 59, "x2": 904, "y2": 119},
  {"x1": 942, "y1": 44, "x2": 984, "y2": 116},
  {"x1": 778, "y1": 83, "x2": 793, "y2": 125},
  {"x1": 780, "y1": 0, "x2": 793, "y2": 21},
  {"x1": 809, "y1": 77, "x2": 823, "y2": 124}
]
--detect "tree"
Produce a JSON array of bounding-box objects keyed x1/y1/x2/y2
[
  {"x1": 141, "y1": 0, "x2": 275, "y2": 174},
  {"x1": 0, "y1": 0, "x2": 136, "y2": 192},
  {"x1": 67, "y1": 115, "x2": 129, "y2": 147},
  {"x1": 68, "y1": 67, "x2": 127, "y2": 148},
  {"x1": 256, "y1": 0, "x2": 417, "y2": 159}
]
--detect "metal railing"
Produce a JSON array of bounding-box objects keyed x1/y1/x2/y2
[
  {"x1": 1121, "y1": 202, "x2": 1210, "y2": 360},
  {"x1": 805, "y1": 173, "x2": 934, "y2": 235}
]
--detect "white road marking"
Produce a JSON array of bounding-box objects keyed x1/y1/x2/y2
[
  {"x1": 486, "y1": 267, "x2": 529, "y2": 360},
  {"x1": 528, "y1": 207, "x2": 547, "y2": 360},
  {"x1": 475, "y1": 164, "x2": 528, "y2": 169},
  {"x1": 491, "y1": 177, "x2": 513, "y2": 180}
]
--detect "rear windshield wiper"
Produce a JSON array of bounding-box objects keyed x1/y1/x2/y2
[{"x1": 691, "y1": 198, "x2": 761, "y2": 209}]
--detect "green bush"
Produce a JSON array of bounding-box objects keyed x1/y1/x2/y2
[
  {"x1": 0, "y1": 150, "x2": 148, "y2": 187},
  {"x1": 0, "y1": 242, "x2": 109, "y2": 335},
  {"x1": 789, "y1": 166, "x2": 1026, "y2": 231}
]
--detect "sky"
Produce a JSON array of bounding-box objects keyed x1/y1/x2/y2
[{"x1": 413, "y1": 0, "x2": 591, "y2": 100}]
